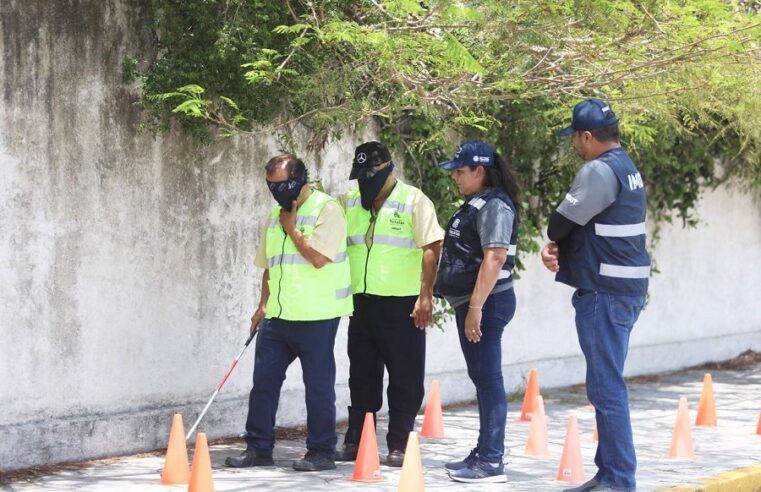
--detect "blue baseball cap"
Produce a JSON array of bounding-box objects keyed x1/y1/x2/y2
[
  {"x1": 556, "y1": 99, "x2": 618, "y2": 136},
  {"x1": 438, "y1": 141, "x2": 495, "y2": 170}
]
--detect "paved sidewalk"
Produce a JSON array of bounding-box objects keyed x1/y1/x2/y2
[{"x1": 3, "y1": 361, "x2": 760, "y2": 491}]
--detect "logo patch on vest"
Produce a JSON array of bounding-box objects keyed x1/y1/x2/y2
[
  {"x1": 448, "y1": 217, "x2": 461, "y2": 238},
  {"x1": 627, "y1": 172, "x2": 644, "y2": 191},
  {"x1": 388, "y1": 209, "x2": 406, "y2": 231}
]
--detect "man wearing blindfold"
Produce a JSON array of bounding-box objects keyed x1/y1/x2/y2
[
  {"x1": 226, "y1": 154, "x2": 352, "y2": 472},
  {"x1": 336, "y1": 141, "x2": 444, "y2": 467}
]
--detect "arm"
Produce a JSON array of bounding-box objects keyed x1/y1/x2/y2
[
  {"x1": 547, "y1": 210, "x2": 576, "y2": 242},
  {"x1": 411, "y1": 240, "x2": 442, "y2": 329},
  {"x1": 464, "y1": 247, "x2": 508, "y2": 343},
  {"x1": 250, "y1": 269, "x2": 270, "y2": 334},
  {"x1": 542, "y1": 160, "x2": 619, "y2": 274},
  {"x1": 542, "y1": 210, "x2": 574, "y2": 273},
  {"x1": 280, "y1": 200, "x2": 332, "y2": 269}
]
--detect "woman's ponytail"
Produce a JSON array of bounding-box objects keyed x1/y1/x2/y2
[{"x1": 485, "y1": 152, "x2": 521, "y2": 222}]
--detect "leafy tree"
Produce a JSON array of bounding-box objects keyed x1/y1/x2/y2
[{"x1": 133, "y1": 0, "x2": 761, "y2": 255}]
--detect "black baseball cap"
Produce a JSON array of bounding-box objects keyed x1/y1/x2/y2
[
  {"x1": 438, "y1": 141, "x2": 495, "y2": 170},
  {"x1": 349, "y1": 141, "x2": 393, "y2": 180},
  {"x1": 556, "y1": 99, "x2": 618, "y2": 136}
]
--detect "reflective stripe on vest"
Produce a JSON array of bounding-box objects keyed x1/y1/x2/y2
[
  {"x1": 265, "y1": 190, "x2": 353, "y2": 321},
  {"x1": 594, "y1": 222, "x2": 646, "y2": 237},
  {"x1": 346, "y1": 234, "x2": 416, "y2": 249},
  {"x1": 345, "y1": 181, "x2": 423, "y2": 296},
  {"x1": 268, "y1": 251, "x2": 348, "y2": 269},
  {"x1": 594, "y1": 222, "x2": 648, "y2": 278},
  {"x1": 269, "y1": 215, "x2": 318, "y2": 229},
  {"x1": 599, "y1": 263, "x2": 650, "y2": 279}
]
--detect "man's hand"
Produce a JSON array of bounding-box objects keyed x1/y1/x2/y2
[
  {"x1": 464, "y1": 307, "x2": 482, "y2": 343},
  {"x1": 250, "y1": 306, "x2": 266, "y2": 335},
  {"x1": 279, "y1": 200, "x2": 298, "y2": 233},
  {"x1": 411, "y1": 295, "x2": 433, "y2": 329},
  {"x1": 541, "y1": 242, "x2": 560, "y2": 273}
]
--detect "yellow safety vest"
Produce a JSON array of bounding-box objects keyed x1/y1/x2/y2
[
  {"x1": 345, "y1": 181, "x2": 422, "y2": 296},
  {"x1": 265, "y1": 190, "x2": 353, "y2": 321}
]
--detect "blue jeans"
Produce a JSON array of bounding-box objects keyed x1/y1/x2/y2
[
  {"x1": 572, "y1": 289, "x2": 644, "y2": 490},
  {"x1": 454, "y1": 288, "x2": 516, "y2": 463},
  {"x1": 244, "y1": 317, "x2": 339, "y2": 456}
]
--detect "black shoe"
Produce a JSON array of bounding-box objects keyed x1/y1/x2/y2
[
  {"x1": 588, "y1": 486, "x2": 634, "y2": 492},
  {"x1": 335, "y1": 443, "x2": 358, "y2": 461},
  {"x1": 292, "y1": 450, "x2": 336, "y2": 471},
  {"x1": 224, "y1": 449, "x2": 274, "y2": 468},
  {"x1": 564, "y1": 478, "x2": 600, "y2": 492},
  {"x1": 386, "y1": 449, "x2": 405, "y2": 467}
]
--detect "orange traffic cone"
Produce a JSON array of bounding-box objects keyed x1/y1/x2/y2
[
  {"x1": 420, "y1": 380, "x2": 445, "y2": 438},
  {"x1": 520, "y1": 368, "x2": 540, "y2": 421},
  {"x1": 668, "y1": 397, "x2": 695, "y2": 459},
  {"x1": 160, "y1": 414, "x2": 190, "y2": 485},
  {"x1": 188, "y1": 432, "x2": 214, "y2": 492},
  {"x1": 349, "y1": 413, "x2": 382, "y2": 482},
  {"x1": 525, "y1": 395, "x2": 549, "y2": 457},
  {"x1": 592, "y1": 424, "x2": 598, "y2": 442},
  {"x1": 695, "y1": 373, "x2": 717, "y2": 426},
  {"x1": 556, "y1": 415, "x2": 585, "y2": 483},
  {"x1": 398, "y1": 431, "x2": 424, "y2": 492},
  {"x1": 756, "y1": 412, "x2": 761, "y2": 435}
]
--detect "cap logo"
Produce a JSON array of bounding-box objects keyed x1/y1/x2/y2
[
  {"x1": 601, "y1": 105, "x2": 611, "y2": 113},
  {"x1": 356, "y1": 152, "x2": 367, "y2": 164}
]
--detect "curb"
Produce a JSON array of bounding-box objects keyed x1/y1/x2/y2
[{"x1": 658, "y1": 463, "x2": 761, "y2": 492}]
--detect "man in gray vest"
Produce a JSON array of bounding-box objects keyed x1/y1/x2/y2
[{"x1": 541, "y1": 99, "x2": 650, "y2": 492}]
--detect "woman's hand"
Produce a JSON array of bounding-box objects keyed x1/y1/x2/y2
[{"x1": 464, "y1": 307, "x2": 482, "y2": 343}]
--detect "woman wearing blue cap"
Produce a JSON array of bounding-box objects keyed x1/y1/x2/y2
[{"x1": 435, "y1": 141, "x2": 521, "y2": 483}]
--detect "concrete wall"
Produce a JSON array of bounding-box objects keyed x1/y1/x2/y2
[{"x1": 1, "y1": 0, "x2": 760, "y2": 471}]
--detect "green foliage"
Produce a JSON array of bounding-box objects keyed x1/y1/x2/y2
[{"x1": 132, "y1": 0, "x2": 761, "y2": 254}]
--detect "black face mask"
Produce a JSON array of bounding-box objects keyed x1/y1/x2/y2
[
  {"x1": 358, "y1": 163, "x2": 394, "y2": 210},
  {"x1": 266, "y1": 174, "x2": 307, "y2": 212}
]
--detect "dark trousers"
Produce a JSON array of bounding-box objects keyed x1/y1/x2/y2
[
  {"x1": 573, "y1": 289, "x2": 644, "y2": 490},
  {"x1": 244, "y1": 317, "x2": 339, "y2": 456},
  {"x1": 345, "y1": 295, "x2": 425, "y2": 451},
  {"x1": 454, "y1": 288, "x2": 516, "y2": 463}
]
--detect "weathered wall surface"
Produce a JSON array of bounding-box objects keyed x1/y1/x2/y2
[{"x1": 1, "y1": 0, "x2": 760, "y2": 471}]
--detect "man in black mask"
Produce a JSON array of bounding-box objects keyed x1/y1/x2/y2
[
  {"x1": 226, "y1": 154, "x2": 352, "y2": 472},
  {"x1": 337, "y1": 141, "x2": 444, "y2": 466}
]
